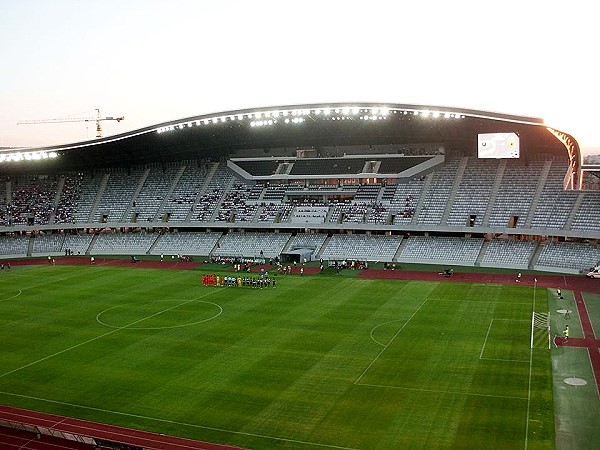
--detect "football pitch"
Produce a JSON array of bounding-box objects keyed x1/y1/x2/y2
[{"x1": 0, "y1": 263, "x2": 555, "y2": 449}]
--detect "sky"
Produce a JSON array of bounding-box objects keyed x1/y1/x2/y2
[{"x1": 0, "y1": 0, "x2": 598, "y2": 155}]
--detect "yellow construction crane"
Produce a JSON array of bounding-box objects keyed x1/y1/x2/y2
[{"x1": 17, "y1": 109, "x2": 124, "y2": 138}]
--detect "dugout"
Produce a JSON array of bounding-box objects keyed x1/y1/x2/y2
[{"x1": 280, "y1": 247, "x2": 314, "y2": 263}]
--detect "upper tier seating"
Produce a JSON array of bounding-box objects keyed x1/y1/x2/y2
[
  {"x1": 487, "y1": 160, "x2": 544, "y2": 228},
  {"x1": 195, "y1": 163, "x2": 233, "y2": 222},
  {"x1": 446, "y1": 158, "x2": 498, "y2": 227},
  {"x1": 416, "y1": 159, "x2": 460, "y2": 225},
  {"x1": 160, "y1": 162, "x2": 210, "y2": 222},
  {"x1": 54, "y1": 175, "x2": 81, "y2": 224},
  {"x1": 9, "y1": 175, "x2": 58, "y2": 225},
  {"x1": 215, "y1": 181, "x2": 257, "y2": 222},
  {"x1": 529, "y1": 160, "x2": 577, "y2": 230},
  {"x1": 131, "y1": 165, "x2": 178, "y2": 222},
  {"x1": 72, "y1": 172, "x2": 104, "y2": 223},
  {"x1": 0, "y1": 156, "x2": 597, "y2": 237},
  {"x1": 571, "y1": 193, "x2": 600, "y2": 232},
  {"x1": 94, "y1": 168, "x2": 145, "y2": 222}
]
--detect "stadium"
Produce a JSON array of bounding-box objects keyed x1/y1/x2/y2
[{"x1": 0, "y1": 103, "x2": 599, "y2": 449}]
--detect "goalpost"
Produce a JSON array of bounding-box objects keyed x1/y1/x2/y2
[{"x1": 531, "y1": 311, "x2": 551, "y2": 350}]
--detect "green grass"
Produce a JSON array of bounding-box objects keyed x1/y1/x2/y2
[{"x1": 0, "y1": 264, "x2": 554, "y2": 449}]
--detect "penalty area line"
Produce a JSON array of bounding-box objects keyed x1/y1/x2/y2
[{"x1": 355, "y1": 296, "x2": 430, "y2": 385}]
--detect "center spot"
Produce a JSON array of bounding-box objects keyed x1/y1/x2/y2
[{"x1": 96, "y1": 299, "x2": 222, "y2": 330}]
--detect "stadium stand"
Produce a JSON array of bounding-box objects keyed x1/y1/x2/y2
[
  {"x1": 150, "y1": 231, "x2": 222, "y2": 256},
  {"x1": 535, "y1": 241, "x2": 600, "y2": 274},
  {"x1": 91, "y1": 231, "x2": 157, "y2": 255},
  {"x1": 479, "y1": 239, "x2": 538, "y2": 269},
  {"x1": 320, "y1": 234, "x2": 402, "y2": 262},
  {"x1": 416, "y1": 158, "x2": 461, "y2": 225},
  {"x1": 286, "y1": 232, "x2": 328, "y2": 259},
  {"x1": 0, "y1": 103, "x2": 598, "y2": 274},
  {"x1": 398, "y1": 236, "x2": 484, "y2": 266},
  {"x1": 63, "y1": 233, "x2": 94, "y2": 255},
  {"x1": 212, "y1": 232, "x2": 292, "y2": 259},
  {"x1": 31, "y1": 232, "x2": 66, "y2": 255},
  {"x1": 0, "y1": 234, "x2": 28, "y2": 257}
]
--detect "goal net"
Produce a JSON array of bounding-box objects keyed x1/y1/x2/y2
[{"x1": 531, "y1": 312, "x2": 551, "y2": 350}]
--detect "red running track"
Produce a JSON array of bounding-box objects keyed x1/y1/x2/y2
[
  {"x1": 0, "y1": 405, "x2": 245, "y2": 450},
  {"x1": 358, "y1": 269, "x2": 600, "y2": 294},
  {"x1": 8, "y1": 257, "x2": 204, "y2": 271}
]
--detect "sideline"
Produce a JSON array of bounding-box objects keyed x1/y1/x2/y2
[{"x1": 0, "y1": 391, "x2": 359, "y2": 450}]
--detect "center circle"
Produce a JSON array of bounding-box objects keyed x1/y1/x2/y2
[{"x1": 96, "y1": 299, "x2": 222, "y2": 330}]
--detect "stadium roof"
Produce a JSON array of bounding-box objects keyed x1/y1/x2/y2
[{"x1": 0, "y1": 102, "x2": 582, "y2": 187}]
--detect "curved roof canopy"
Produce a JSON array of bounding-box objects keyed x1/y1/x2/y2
[{"x1": 0, "y1": 103, "x2": 581, "y2": 187}]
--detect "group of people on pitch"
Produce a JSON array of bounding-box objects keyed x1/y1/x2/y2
[{"x1": 202, "y1": 273, "x2": 276, "y2": 288}]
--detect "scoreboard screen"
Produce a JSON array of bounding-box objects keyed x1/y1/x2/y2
[{"x1": 478, "y1": 132, "x2": 520, "y2": 159}]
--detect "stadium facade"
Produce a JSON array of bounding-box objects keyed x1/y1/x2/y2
[{"x1": 0, "y1": 103, "x2": 598, "y2": 274}]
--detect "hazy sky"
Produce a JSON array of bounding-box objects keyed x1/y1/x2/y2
[{"x1": 1, "y1": 0, "x2": 598, "y2": 154}]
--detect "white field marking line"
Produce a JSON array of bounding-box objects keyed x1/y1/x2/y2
[
  {"x1": 492, "y1": 318, "x2": 531, "y2": 321},
  {"x1": 433, "y1": 298, "x2": 534, "y2": 306},
  {"x1": 480, "y1": 319, "x2": 494, "y2": 360},
  {"x1": 95, "y1": 300, "x2": 223, "y2": 330},
  {"x1": 479, "y1": 318, "x2": 530, "y2": 360},
  {"x1": 579, "y1": 294, "x2": 600, "y2": 399},
  {"x1": 0, "y1": 290, "x2": 22, "y2": 303},
  {"x1": 581, "y1": 293, "x2": 598, "y2": 339},
  {"x1": 0, "y1": 391, "x2": 359, "y2": 450},
  {"x1": 0, "y1": 289, "x2": 221, "y2": 380},
  {"x1": 355, "y1": 382, "x2": 528, "y2": 400},
  {"x1": 584, "y1": 348, "x2": 600, "y2": 400},
  {"x1": 369, "y1": 319, "x2": 403, "y2": 347},
  {"x1": 479, "y1": 357, "x2": 529, "y2": 363},
  {"x1": 355, "y1": 295, "x2": 430, "y2": 385},
  {"x1": 525, "y1": 278, "x2": 537, "y2": 450}
]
